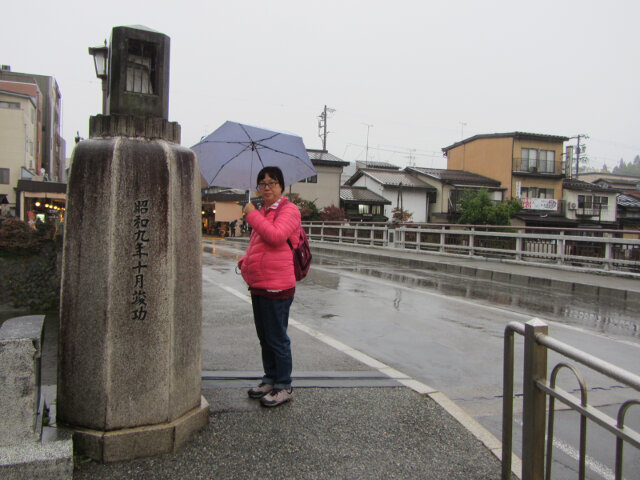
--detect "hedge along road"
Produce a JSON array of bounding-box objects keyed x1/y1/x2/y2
[{"x1": 203, "y1": 238, "x2": 640, "y2": 480}]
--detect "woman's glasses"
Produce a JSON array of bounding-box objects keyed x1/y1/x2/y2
[{"x1": 257, "y1": 181, "x2": 279, "y2": 190}]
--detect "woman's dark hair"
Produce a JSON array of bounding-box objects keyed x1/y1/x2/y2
[{"x1": 257, "y1": 166, "x2": 285, "y2": 190}]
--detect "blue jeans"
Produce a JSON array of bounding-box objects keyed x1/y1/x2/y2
[{"x1": 251, "y1": 295, "x2": 294, "y2": 390}]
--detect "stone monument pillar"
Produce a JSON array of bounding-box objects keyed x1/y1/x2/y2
[{"x1": 57, "y1": 25, "x2": 208, "y2": 462}]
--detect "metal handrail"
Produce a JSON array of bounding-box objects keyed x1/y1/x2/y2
[{"x1": 502, "y1": 319, "x2": 640, "y2": 480}]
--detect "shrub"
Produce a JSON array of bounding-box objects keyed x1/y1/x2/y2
[
  {"x1": 320, "y1": 205, "x2": 345, "y2": 222},
  {"x1": 391, "y1": 207, "x2": 413, "y2": 222},
  {"x1": 288, "y1": 193, "x2": 321, "y2": 221}
]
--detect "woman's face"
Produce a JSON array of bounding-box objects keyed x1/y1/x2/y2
[{"x1": 257, "y1": 173, "x2": 283, "y2": 206}]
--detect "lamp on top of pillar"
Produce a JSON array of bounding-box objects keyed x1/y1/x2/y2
[
  {"x1": 89, "y1": 43, "x2": 108, "y2": 78},
  {"x1": 89, "y1": 42, "x2": 109, "y2": 114},
  {"x1": 86, "y1": 26, "x2": 177, "y2": 141}
]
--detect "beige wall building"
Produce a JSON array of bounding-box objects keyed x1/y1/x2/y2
[
  {"x1": 0, "y1": 88, "x2": 39, "y2": 213},
  {"x1": 1, "y1": 66, "x2": 66, "y2": 221},
  {"x1": 443, "y1": 132, "x2": 572, "y2": 226},
  {"x1": 288, "y1": 149, "x2": 349, "y2": 209},
  {"x1": 444, "y1": 132, "x2": 569, "y2": 202}
]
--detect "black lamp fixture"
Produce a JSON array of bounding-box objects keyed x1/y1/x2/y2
[
  {"x1": 89, "y1": 40, "x2": 109, "y2": 114},
  {"x1": 88, "y1": 41, "x2": 109, "y2": 79}
]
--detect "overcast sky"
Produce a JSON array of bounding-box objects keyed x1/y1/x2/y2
[{"x1": 3, "y1": 1, "x2": 639, "y2": 171}]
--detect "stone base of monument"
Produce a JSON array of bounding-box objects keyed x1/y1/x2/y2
[
  {"x1": 67, "y1": 396, "x2": 209, "y2": 463},
  {"x1": 0, "y1": 317, "x2": 73, "y2": 479}
]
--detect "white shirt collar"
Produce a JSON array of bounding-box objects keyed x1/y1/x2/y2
[{"x1": 266, "y1": 196, "x2": 286, "y2": 211}]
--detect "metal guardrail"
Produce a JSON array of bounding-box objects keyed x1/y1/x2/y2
[
  {"x1": 303, "y1": 222, "x2": 640, "y2": 274},
  {"x1": 502, "y1": 319, "x2": 640, "y2": 480}
]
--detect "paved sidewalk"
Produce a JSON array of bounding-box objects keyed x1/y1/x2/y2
[
  {"x1": 70, "y1": 241, "x2": 512, "y2": 480},
  {"x1": 64, "y1": 237, "x2": 640, "y2": 479}
]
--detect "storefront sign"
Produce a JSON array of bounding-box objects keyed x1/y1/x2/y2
[{"x1": 521, "y1": 197, "x2": 558, "y2": 211}]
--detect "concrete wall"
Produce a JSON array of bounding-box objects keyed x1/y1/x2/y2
[{"x1": 0, "y1": 316, "x2": 43, "y2": 446}]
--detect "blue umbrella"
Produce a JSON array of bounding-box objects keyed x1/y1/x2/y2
[{"x1": 191, "y1": 121, "x2": 317, "y2": 191}]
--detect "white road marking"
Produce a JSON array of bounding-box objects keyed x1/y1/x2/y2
[{"x1": 514, "y1": 420, "x2": 617, "y2": 480}]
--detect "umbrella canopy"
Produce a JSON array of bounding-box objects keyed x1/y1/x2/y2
[{"x1": 192, "y1": 121, "x2": 317, "y2": 191}]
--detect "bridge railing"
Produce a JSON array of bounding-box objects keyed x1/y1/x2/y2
[
  {"x1": 502, "y1": 319, "x2": 640, "y2": 480},
  {"x1": 303, "y1": 222, "x2": 640, "y2": 273}
]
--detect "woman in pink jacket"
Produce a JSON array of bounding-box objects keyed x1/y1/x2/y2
[{"x1": 238, "y1": 166, "x2": 301, "y2": 407}]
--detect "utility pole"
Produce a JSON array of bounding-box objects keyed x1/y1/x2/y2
[
  {"x1": 406, "y1": 149, "x2": 416, "y2": 167},
  {"x1": 571, "y1": 134, "x2": 589, "y2": 178},
  {"x1": 317, "y1": 105, "x2": 335, "y2": 151},
  {"x1": 363, "y1": 123, "x2": 373, "y2": 165}
]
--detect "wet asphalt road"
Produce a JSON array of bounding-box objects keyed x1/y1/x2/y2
[{"x1": 204, "y1": 238, "x2": 640, "y2": 480}]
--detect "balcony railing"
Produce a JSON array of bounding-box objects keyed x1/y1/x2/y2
[{"x1": 512, "y1": 158, "x2": 565, "y2": 176}]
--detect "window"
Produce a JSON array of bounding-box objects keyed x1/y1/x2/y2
[
  {"x1": 577, "y1": 195, "x2": 592, "y2": 208},
  {"x1": 358, "y1": 204, "x2": 370, "y2": 214},
  {"x1": 521, "y1": 148, "x2": 537, "y2": 171},
  {"x1": 521, "y1": 187, "x2": 554, "y2": 198},
  {"x1": 595, "y1": 196, "x2": 608, "y2": 209},
  {"x1": 579, "y1": 195, "x2": 609, "y2": 210},
  {"x1": 0, "y1": 168, "x2": 9, "y2": 184},
  {"x1": 300, "y1": 175, "x2": 317, "y2": 183},
  {"x1": 0, "y1": 101, "x2": 20, "y2": 109},
  {"x1": 126, "y1": 39, "x2": 157, "y2": 94},
  {"x1": 521, "y1": 148, "x2": 555, "y2": 173},
  {"x1": 371, "y1": 205, "x2": 382, "y2": 215},
  {"x1": 538, "y1": 150, "x2": 555, "y2": 173}
]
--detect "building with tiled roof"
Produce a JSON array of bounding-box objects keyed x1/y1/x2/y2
[
  {"x1": 615, "y1": 194, "x2": 640, "y2": 231},
  {"x1": 577, "y1": 172, "x2": 640, "y2": 194},
  {"x1": 559, "y1": 178, "x2": 618, "y2": 227},
  {"x1": 407, "y1": 167, "x2": 502, "y2": 187},
  {"x1": 340, "y1": 186, "x2": 392, "y2": 222},
  {"x1": 344, "y1": 168, "x2": 436, "y2": 222},
  {"x1": 405, "y1": 167, "x2": 506, "y2": 223},
  {"x1": 355, "y1": 160, "x2": 400, "y2": 171},
  {"x1": 442, "y1": 131, "x2": 573, "y2": 227}
]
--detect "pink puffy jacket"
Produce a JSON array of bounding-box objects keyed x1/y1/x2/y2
[{"x1": 238, "y1": 197, "x2": 301, "y2": 291}]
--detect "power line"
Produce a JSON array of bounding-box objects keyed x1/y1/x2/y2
[{"x1": 345, "y1": 143, "x2": 442, "y2": 159}]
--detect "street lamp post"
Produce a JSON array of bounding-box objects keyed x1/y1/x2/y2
[{"x1": 88, "y1": 43, "x2": 108, "y2": 114}]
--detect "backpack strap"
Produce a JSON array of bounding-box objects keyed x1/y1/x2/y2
[{"x1": 273, "y1": 198, "x2": 295, "y2": 251}]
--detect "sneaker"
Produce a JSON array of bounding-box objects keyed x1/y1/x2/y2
[
  {"x1": 260, "y1": 388, "x2": 293, "y2": 407},
  {"x1": 248, "y1": 382, "x2": 273, "y2": 399}
]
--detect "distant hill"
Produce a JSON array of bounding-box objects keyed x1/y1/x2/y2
[{"x1": 612, "y1": 155, "x2": 640, "y2": 177}]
